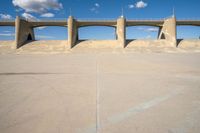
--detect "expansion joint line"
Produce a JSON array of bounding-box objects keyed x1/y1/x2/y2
[{"x1": 96, "y1": 54, "x2": 100, "y2": 133}]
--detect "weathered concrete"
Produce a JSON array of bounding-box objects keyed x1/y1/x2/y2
[
  {"x1": 15, "y1": 16, "x2": 35, "y2": 48},
  {"x1": 77, "y1": 21, "x2": 116, "y2": 27},
  {"x1": 177, "y1": 20, "x2": 200, "y2": 26},
  {"x1": 0, "y1": 21, "x2": 15, "y2": 26},
  {"x1": 158, "y1": 17, "x2": 177, "y2": 47},
  {"x1": 0, "y1": 16, "x2": 200, "y2": 48},
  {"x1": 30, "y1": 21, "x2": 67, "y2": 28},
  {"x1": 68, "y1": 16, "x2": 78, "y2": 48},
  {"x1": 117, "y1": 16, "x2": 126, "y2": 48},
  {"x1": 126, "y1": 20, "x2": 163, "y2": 27},
  {"x1": 0, "y1": 52, "x2": 200, "y2": 133}
]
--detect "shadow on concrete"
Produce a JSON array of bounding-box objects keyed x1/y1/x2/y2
[
  {"x1": 71, "y1": 40, "x2": 87, "y2": 48},
  {"x1": 125, "y1": 39, "x2": 137, "y2": 48},
  {"x1": 177, "y1": 39, "x2": 183, "y2": 47},
  {"x1": 23, "y1": 40, "x2": 36, "y2": 46}
]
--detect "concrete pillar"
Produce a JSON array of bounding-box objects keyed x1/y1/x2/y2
[
  {"x1": 68, "y1": 16, "x2": 78, "y2": 48},
  {"x1": 157, "y1": 27, "x2": 162, "y2": 39},
  {"x1": 158, "y1": 16, "x2": 177, "y2": 47},
  {"x1": 15, "y1": 16, "x2": 35, "y2": 48},
  {"x1": 117, "y1": 16, "x2": 126, "y2": 48}
]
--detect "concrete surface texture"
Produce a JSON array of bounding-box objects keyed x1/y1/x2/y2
[
  {"x1": 1, "y1": 16, "x2": 200, "y2": 48},
  {"x1": 0, "y1": 47, "x2": 200, "y2": 133},
  {"x1": 0, "y1": 40, "x2": 200, "y2": 54}
]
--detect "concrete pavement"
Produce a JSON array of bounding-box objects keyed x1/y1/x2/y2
[{"x1": 0, "y1": 52, "x2": 200, "y2": 133}]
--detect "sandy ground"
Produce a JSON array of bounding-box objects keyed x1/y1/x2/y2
[
  {"x1": 0, "y1": 40, "x2": 200, "y2": 133},
  {"x1": 0, "y1": 39, "x2": 200, "y2": 54}
]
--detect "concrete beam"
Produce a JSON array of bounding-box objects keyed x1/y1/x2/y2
[
  {"x1": 117, "y1": 17, "x2": 126, "y2": 48},
  {"x1": 0, "y1": 21, "x2": 15, "y2": 26},
  {"x1": 176, "y1": 20, "x2": 200, "y2": 26},
  {"x1": 77, "y1": 21, "x2": 116, "y2": 27},
  {"x1": 15, "y1": 16, "x2": 35, "y2": 48},
  {"x1": 68, "y1": 16, "x2": 78, "y2": 48},
  {"x1": 158, "y1": 17, "x2": 177, "y2": 47},
  {"x1": 157, "y1": 27, "x2": 162, "y2": 39},
  {"x1": 126, "y1": 20, "x2": 163, "y2": 27},
  {"x1": 30, "y1": 21, "x2": 67, "y2": 28}
]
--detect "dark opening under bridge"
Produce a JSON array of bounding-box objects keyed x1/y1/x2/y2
[{"x1": 0, "y1": 16, "x2": 200, "y2": 49}]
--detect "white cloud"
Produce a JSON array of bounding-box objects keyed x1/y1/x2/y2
[
  {"x1": 146, "y1": 28, "x2": 158, "y2": 32},
  {"x1": 22, "y1": 12, "x2": 37, "y2": 21},
  {"x1": 135, "y1": 1, "x2": 148, "y2": 8},
  {"x1": 0, "y1": 33, "x2": 15, "y2": 36},
  {"x1": 128, "y1": 4, "x2": 134, "y2": 9},
  {"x1": 3, "y1": 31, "x2": 11, "y2": 33},
  {"x1": 90, "y1": 3, "x2": 100, "y2": 13},
  {"x1": 36, "y1": 35, "x2": 54, "y2": 39},
  {"x1": 0, "y1": 14, "x2": 12, "y2": 19},
  {"x1": 12, "y1": 0, "x2": 63, "y2": 14},
  {"x1": 40, "y1": 13, "x2": 55, "y2": 17},
  {"x1": 137, "y1": 27, "x2": 158, "y2": 32},
  {"x1": 36, "y1": 26, "x2": 46, "y2": 30}
]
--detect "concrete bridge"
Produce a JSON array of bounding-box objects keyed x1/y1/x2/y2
[{"x1": 0, "y1": 16, "x2": 200, "y2": 49}]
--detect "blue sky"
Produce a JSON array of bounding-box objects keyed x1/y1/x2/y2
[{"x1": 0, "y1": 0, "x2": 200, "y2": 40}]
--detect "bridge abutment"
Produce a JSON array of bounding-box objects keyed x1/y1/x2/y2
[
  {"x1": 15, "y1": 16, "x2": 35, "y2": 48},
  {"x1": 117, "y1": 17, "x2": 126, "y2": 48},
  {"x1": 159, "y1": 16, "x2": 177, "y2": 47},
  {"x1": 68, "y1": 16, "x2": 78, "y2": 48}
]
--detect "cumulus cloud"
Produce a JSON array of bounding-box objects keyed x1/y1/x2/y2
[
  {"x1": 135, "y1": 1, "x2": 148, "y2": 8},
  {"x1": 12, "y1": 0, "x2": 63, "y2": 14},
  {"x1": 22, "y1": 12, "x2": 37, "y2": 21},
  {"x1": 40, "y1": 13, "x2": 55, "y2": 17},
  {"x1": 0, "y1": 14, "x2": 12, "y2": 19},
  {"x1": 90, "y1": 3, "x2": 100, "y2": 13},
  {"x1": 128, "y1": 1, "x2": 148, "y2": 9}
]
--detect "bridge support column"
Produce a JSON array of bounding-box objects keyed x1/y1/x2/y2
[
  {"x1": 157, "y1": 27, "x2": 162, "y2": 39},
  {"x1": 15, "y1": 16, "x2": 35, "y2": 48},
  {"x1": 158, "y1": 16, "x2": 177, "y2": 47},
  {"x1": 117, "y1": 17, "x2": 126, "y2": 48},
  {"x1": 68, "y1": 16, "x2": 78, "y2": 48}
]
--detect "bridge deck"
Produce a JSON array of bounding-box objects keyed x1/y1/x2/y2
[
  {"x1": 176, "y1": 20, "x2": 200, "y2": 26},
  {"x1": 0, "y1": 20, "x2": 199, "y2": 27},
  {"x1": 77, "y1": 20, "x2": 117, "y2": 27},
  {"x1": 30, "y1": 21, "x2": 67, "y2": 27},
  {"x1": 126, "y1": 20, "x2": 164, "y2": 26},
  {"x1": 0, "y1": 21, "x2": 15, "y2": 26}
]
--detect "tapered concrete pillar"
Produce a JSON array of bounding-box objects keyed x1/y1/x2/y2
[
  {"x1": 117, "y1": 16, "x2": 126, "y2": 48},
  {"x1": 15, "y1": 16, "x2": 35, "y2": 48},
  {"x1": 158, "y1": 16, "x2": 177, "y2": 47},
  {"x1": 68, "y1": 16, "x2": 78, "y2": 48},
  {"x1": 157, "y1": 27, "x2": 162, "y2": 39}
]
